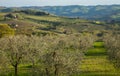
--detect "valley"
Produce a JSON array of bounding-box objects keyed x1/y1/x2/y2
[{"x1": 0, "y1": 6, "x2": 120, "y2": 76}]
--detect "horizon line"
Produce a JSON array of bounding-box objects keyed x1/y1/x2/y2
[{"x1": 0, "y1": 4, "x2": 120, "y2": 8}]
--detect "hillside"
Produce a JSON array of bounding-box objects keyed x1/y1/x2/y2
[
  {"x1": 0, "y1": 9, "x2": 120, "y2": 76},
  {"x1": 0, "y1": 5, "x2": 120, "y2": 21},
  {"x1": 0, "y1": 11, "x2": 111, "y2": 36},
  {"x1": 39, "y1": 5, "x2": 120, "y2": 21},
  {"x1": 0, "y1": 9, "x2": 120, "y2": 36},
  {"x1": 41, "y1": 5, "x2": 120, "y2": 19}
]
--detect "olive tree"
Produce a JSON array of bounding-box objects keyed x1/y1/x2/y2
[
  {"x1": 0, "y1": 49, "x2": 9, "y2": 75},
  {"x1": 104, "y1": 34, "x2": 120, "y2": 68},
  {"x1": 0, "y1": 34, "x2": 94, "y2": 76},
  {"x1": 26, "y1": 36, "x2": 47, "y2": 76},
  {"x1": 0, "y1": 35, "x2": 29, "y2": 76},
  {"x1": 41, "y1": 34, "x2": 94, "y2": 76}
]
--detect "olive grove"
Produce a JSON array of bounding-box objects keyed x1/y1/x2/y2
[{"x1": 0, "y1": 34, "x2": 94, "y2": 76}]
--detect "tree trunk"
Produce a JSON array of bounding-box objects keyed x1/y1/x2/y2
[
  {"x1": 54, "y1": 64, "x2": 58, "y2": 76},
  {"x1": 32, "y1": 62, "x2": 36, "y2": 76},
  {"x1": 14, "y1": 64, "x2": 18, "y2": 76},
  {"x1": 45, "y1": 68, "x2": 49, "y2": 76}
]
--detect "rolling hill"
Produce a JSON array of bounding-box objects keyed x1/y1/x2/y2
[
  {"x1": 0, "y1": 10, "x2": 111, "y2": 36},
  {"x1": 0, "y1": 7, "x2": 120, "y2": 76},
  {"x1": 0, "y1": 5, "x2": 120, "y2": 21}
]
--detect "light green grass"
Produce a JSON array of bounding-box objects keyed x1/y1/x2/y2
[
  {"x1": 25, "y1": 15, "x2": 61, "y2": 22},
  {"x1": 25, "y1": 15, "x2": 88, "y2": 24},
  {"x1": 85, "y1": 42, "x2": 106, "y2": 56},
  {"x1": 80, "y1": 42, "x2": 120, "y2": 76},
  {"x1": 80, "y1": 56, "x2": 116, "y2": 72},
  {"x1": 93, "y1": 42, "x2": 104, "y2": 48},
  {"x1": 85, "y1": 48, "x2": 106, "y2": 56}
]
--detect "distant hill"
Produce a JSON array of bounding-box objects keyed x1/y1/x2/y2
[
  {"x1": 0, "y1": 5, "x2": 120, "y2": 21},
  {"x1": 38, "y1": 5, "x2": 120, "y2": 21}
]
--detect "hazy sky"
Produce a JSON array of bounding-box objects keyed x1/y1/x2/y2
[{"x1": 0, "y1": 0, "x2": 120, "y2": 7}]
